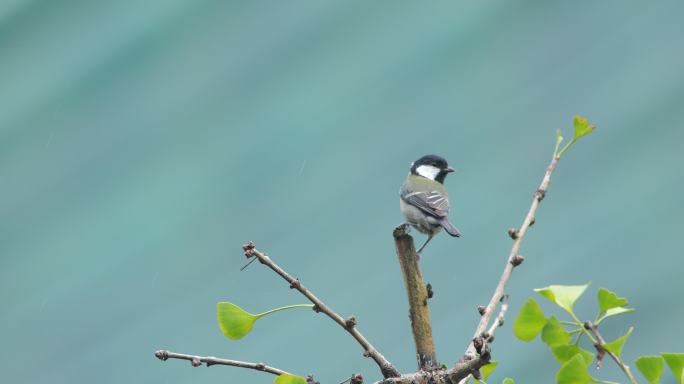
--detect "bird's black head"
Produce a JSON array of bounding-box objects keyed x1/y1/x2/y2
[{"x1": 410, "y1": 154, "x2": 455, "y2": 184}]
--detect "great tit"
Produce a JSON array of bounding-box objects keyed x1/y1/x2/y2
[{"x1": 399, "y1": 154, "x2": 461, "y2": 254}]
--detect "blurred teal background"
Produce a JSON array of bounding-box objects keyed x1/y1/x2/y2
[{"x1": 1, "y1": 1, "x2": 683, "y2": 383}]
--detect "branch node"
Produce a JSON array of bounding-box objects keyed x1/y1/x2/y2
[
  {"x1": 472, "y1": 336, "x2": 484, "y2": 354},
  {"x1": 530, "y1": 217, "x2": 536, "y2": 226},
  {"x1": 477, "y1": 305, "x2": 486, "y2": 316},
  {"x1": 191, "y1": 357, "x2": 202, "y2": 367},
  {"x1": 363, "y1": 350, "x2": 371, "y2": 358},
  {"x1": 426, "y1": 283, "x2": 434, "y2": 299},
  {"x1": 290, "y1": 279, "x2": 301, "y2": 289},
  {"x1": 312, "y1": 304, "x2": 321, "y2": 313},
  {"x1": 345, "y1": 316, "x2": 357, "y2": 329},
  {"x1": 350, "y1": 373, "x2": 364, "y2": 384},
  {"x1": 535, "y1": 188, "x2": 546, "y2": 201},
  {"x1": 510, "y1": 254, "x2": 525, "y2": 267},
  {"x1": 507, "y1": 228, "x2": 519, "y2": 239},
  {"x1": 255, "y1": 362, "x2": 266, "y2": 371},
  {"x1": 306, "y1": 374, "x2": 320, "y2": 384}
]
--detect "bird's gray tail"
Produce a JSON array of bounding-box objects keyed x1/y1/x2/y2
[{"x1": 440, "y1": 220, "x2": 461, "y2": 237}]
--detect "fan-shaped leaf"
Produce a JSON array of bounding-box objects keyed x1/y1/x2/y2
[
  {"x1": 535, "y1": 283, "x2": 590, "y2": 315},
  {"x1": 596, "y1": 307, "x2": 635, "y2": 325},
  {"x1": 635, "y1": 355, "x2": 664, "y2": 384},
  {"x1": 552, "y1": 345, "x2": 595, "y2": 367},
  {"x1": 542, "y1": 316, "x2": 572, "y2": 348},
  {"x1": 597, "y1": 288, "x2": 628, "y2": 313},
  {"x1": 217, "y1": 302, "x2": 259, "y2": 340},
  {"x1": 479, "y1": 361, "x2": 498, "y2": 382},
  {"x1": 556, "y1": 354, "x2": 592, "y2": 384},
  {"x1": 604, "y1": 327, "x2": 633, "y2": 358},
  {"x1": 662, "y1": 353, "x2": 684, "y2": 384},
  {"x1": 513, "y1": 299, "x2": 547, "y2": 342}
]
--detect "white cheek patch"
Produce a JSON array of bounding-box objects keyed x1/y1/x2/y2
[{"x1": 416, "y1": 165, "x2": 440, "y2": 180}]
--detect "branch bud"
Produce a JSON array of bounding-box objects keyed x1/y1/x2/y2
[
  {"x1": 255, "y1": 363, "x2": 266, "y2": 371},
  {"x1": 477, "y1": 305, "x2": 486, "y2": 316},
  {"x1": 426, "y1": 283, "x2": 434, "y2": 299},
  {"x1": 511, "y1": 255, "x2": 525, "y2": 266},
  {"x1": 345, "y1": 316, "x2": 357, "y2": 329},
  {"x1": 191, "y1": 357, "x2": 202, "y2": 367},
  {"x1": 350, "y1": 373, "x2": 364, "y2": 384},
  {"x1": 535, "y1": 188, "x2": 546, "y2": 201},
  {"x1": 306, "y1": 375, "x2": 320, "y2": 384},
  {"x1": 290, "y1": 279, "x2": 301, "y2": 289},
  {"x1": 507, "y1": 228, "x2": 519, "y2": 239},
  {"x1": 472, "y1": 336, "x2": 484, "y2": 354}
]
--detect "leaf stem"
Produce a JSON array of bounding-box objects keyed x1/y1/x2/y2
[
  {"x1": 257, "y1": 304, "x2": 314, "y2": 318},
  {"x1": 557, "y1": 138, "x2": 577, "y2": 158}
]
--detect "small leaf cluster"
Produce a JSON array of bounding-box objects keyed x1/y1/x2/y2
[{"x1": 513, "y1": 283, "x2": 684, "y2": 384}]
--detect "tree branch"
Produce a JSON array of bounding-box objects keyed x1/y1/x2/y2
[
  {"x1": 465, "y1": 147, "x2": 561, "y2": 361},
  {"x1": 242, "y1": 241, "x2": 401, "y2": 379},
  {"x1": 154, "y1": 350, "x2": 290, "y2": 376},
  {"x1": 584, "y1": 322, "x2": 639, "y2": 384},
  {"x1": 393, "y1": 224, "x2": 437, "y2": 370}
]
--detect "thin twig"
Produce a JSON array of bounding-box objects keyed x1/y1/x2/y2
[
  {"x1": 242, "y1": 242, "x2": 400, "y2": 379},
  {"x1": 465, "y1": 145, "x2": 561, "y2": 361},
  {"x1": 584, "y1": 322, "x2": 639, "y2": 384},
  {"x1": 154, "y1": 350, "x2": 289, "y2": 376},
  {"x1": 485, "y1": 295, "x2": 510, "y2": 341}
]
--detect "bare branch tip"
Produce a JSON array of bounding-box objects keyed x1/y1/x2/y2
[
  {"x1": 155, "y1": 350, "x2": 169, "y2": 361},
  {"x1": 350, "y1": 373, "x2": 364, "y2": 384}
]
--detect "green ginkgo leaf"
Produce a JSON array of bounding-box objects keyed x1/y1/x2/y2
[
  {"x1": 542, "y1": 316, "x2": 572, "y2": 348},
  {"x1": 217, "y1": 302, "x2": 258, "y2": 340},
  {"x1": 535, "y1": 283, "x2": 590, "y2": 315},
  {"x1": 513, "y1": 299, "x2": 547, "y2": 342},
  {"x1": 662, "y1": 353, "x2": 684, "y2": 384},
  {"x1": 635, "y1": 355, "x2": 664, "y2": 384},
  {"x1": 604, "y1": 327, "x2": 634, "y2": 358},
  {"x1": 479, "y1": 361, "x2": 498, "y2": 382},
  {"x1": 597, "y1": 288, "x2": 629, "y2": 313},
  {"x1": 573, "y1": 116, "x2": 595, "y2": 140},
  {"x1": 502, "y1": 378, "x2": 515, "y2": 384},
  {"x1": 552, "y1": 345, "x2": 595, "y2": 367},
  {"x1": 274, "y1": 373, "x2": 307, "y2": 384},
  {"x1": 217, "y1": 302, "x2": 313, "y2": 340},
  {"x1": 556, "y1": 354, "x2": 592, "y2": 384},
  {"x1": 596, "y1": 307, "x2": 635, "y2": 325}
]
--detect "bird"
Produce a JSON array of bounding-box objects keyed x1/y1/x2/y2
[{"x1": 399, "y1": 154, "x2": 461, "y2": 255}]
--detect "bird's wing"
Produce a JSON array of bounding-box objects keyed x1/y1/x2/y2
[{"x1": 401, "y1": 189, "x2": 450, "y2": 219}]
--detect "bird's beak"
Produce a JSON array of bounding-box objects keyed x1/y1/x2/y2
[{"x1": 445, "y1": 166, "x2": 456, "y2": 173}]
